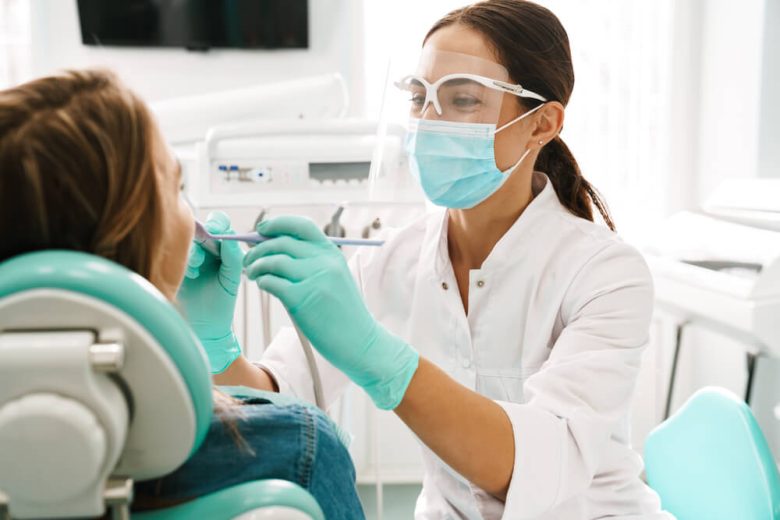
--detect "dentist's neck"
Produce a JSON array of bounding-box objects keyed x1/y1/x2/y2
[{"x1": 446, "y1": 165, "x2": 535, "y2": 270}]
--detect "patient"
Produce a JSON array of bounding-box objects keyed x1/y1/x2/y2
[{"x1": 0, "y1": 69, "x2": 364, "y2": 518}]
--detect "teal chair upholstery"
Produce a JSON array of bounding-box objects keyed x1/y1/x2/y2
[
  {"x1": 645, "y1": 387, "x2": 780, "y2": 520},
  {"x1": 0, "y1": 251, "x2": 324, "y2": 520},
  {"x1": 134, "y1": 480, "x2": 324, "y2": 520},
  {"x1": 0, "y1": 250, "x2": 214, "y2": 451}
]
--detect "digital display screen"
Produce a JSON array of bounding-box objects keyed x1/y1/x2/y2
[{"x1": 77, "y1": 0, "x2": 308, "y2": 50}]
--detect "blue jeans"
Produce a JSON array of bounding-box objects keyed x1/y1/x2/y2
[{"x1": 134, "y1": 387, "x2": 365, "y2": 519}]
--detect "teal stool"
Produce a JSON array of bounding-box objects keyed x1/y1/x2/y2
[
  {"x1": 645, "y1": 387, "x2": 780, "y2": 520},
  {"x1": 0, "y1": 251, "x2": 324, "y2": 519}
]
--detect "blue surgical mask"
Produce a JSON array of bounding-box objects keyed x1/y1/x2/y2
[{"x1": 405, "y1": 104, "x2": 544, "y2": 209}]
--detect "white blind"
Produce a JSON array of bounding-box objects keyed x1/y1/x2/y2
[{"x1": 542, "y1": 0, "x2": 676, "y2": 239}]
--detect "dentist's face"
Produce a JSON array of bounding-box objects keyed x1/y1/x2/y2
[
  {"x1": 423, "y1": 23, "x2": 537, "y2": 173},
  {"x1": 151, "y1": 125, "x2": 194, "y2": 299}
]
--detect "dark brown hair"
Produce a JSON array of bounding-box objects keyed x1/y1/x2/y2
[{"x1": 426, "y1": 0, "x2": 615, "y2": 230}]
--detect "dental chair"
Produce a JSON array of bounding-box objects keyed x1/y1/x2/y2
[
  {"x1": 644, "y1": 387, "x2": 780, "y2": 520},
  {"x1": 0, "y1": 251, "x2": 324, "y2": 520}
]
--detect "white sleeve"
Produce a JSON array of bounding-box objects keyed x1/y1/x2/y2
[
  {"x1": 497, "y1": 242, "x2": 655, "y2": 519},
  {"x1": 256, "y1": 327, "x2": 350, "y2": 410},
  {"x1": 255, "y1": 252, "x2": 367, "y2": 410}
]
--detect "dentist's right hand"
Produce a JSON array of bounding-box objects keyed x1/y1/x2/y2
[{"x1": 243, "y1": 216, "x2": 419, "y2": 410}]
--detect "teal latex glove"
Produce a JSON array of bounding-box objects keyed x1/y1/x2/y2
[
  {"x1": 243, "y1": 216, "x2": 419, "y2": 410},
  {"x1": 178, "y1": 211, "x2": 244, "y2": 374}
]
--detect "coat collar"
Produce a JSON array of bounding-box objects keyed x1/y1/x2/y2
[{"x1": 424, "y1": 172, "x2": 561, "y2": 279}]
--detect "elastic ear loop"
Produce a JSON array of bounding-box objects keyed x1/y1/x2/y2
[
  {"x1": 496, "y1": 103, "x2": 546, "y2": 175},
  {"x1": 501, "y1": 148, "x2": 532, "y2": 176},
  {"x1": 495, "y1": 102, "x2": 545, "y2": 133}
]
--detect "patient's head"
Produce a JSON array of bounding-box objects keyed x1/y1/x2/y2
[{"x1": 0, "y1": 69, "x2": 193, "y2": 298}]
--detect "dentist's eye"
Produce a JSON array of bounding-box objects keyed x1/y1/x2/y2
[
  {"x1": 410, "y1": 92, "x2": 426, "y2": 107},
  {"x1": 450, "y1": 95, "x2": 482, "y2": 112},
  {"x1": 454, "y1": 96, "x2": 479, "y2": 106}
]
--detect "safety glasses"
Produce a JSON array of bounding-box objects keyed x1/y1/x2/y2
[{"x1": 395, "y1": 73, "x2": 547, "y2": 122}]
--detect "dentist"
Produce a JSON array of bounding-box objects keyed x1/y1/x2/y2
[{"x1": 194, "y1": 1, "x2": 671, "y2": 518}]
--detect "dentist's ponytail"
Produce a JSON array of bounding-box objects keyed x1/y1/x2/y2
[
  {"x1": 426, "y1": 0, "x2": 616, "y2": 231},
  {"x1": 536, "y1": 136, "x2": 615, "y2": 231}
]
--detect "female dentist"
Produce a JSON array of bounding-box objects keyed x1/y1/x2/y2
[{"x1": 193, "y1": 1, "x2": 671, "y2": 518}]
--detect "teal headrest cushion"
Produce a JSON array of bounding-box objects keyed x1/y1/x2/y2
[
  {"x1": 0, "y1": 250, "x2": 213, "y2": 453},
  {"x1": 645, "y1": 387, "x2": 780, "y2": 519}
]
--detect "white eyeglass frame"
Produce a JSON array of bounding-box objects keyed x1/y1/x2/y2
[{"x1": 395, "y1": 73, "x2": 548, "y2": 116}]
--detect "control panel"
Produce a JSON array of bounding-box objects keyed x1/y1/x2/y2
[
  {"x1": 212, "y1": 160, "x2": 371, "y2": 189},
  {"x1": 189, "y1": 119, "x2": 420, "y2": 207}
]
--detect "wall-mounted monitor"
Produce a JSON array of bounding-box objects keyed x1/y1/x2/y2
[{"x1": 77, "y1": 0, "x2": 309, "y2": 50}]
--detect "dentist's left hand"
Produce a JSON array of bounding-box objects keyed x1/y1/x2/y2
[{"x1": 178, "y1": 211, "x2": 244, "y2": 374}]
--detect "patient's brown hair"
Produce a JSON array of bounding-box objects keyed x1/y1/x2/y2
[
  {"x1": 0, "y1": 72, "x2": 250, "y2": 506},
  {"x1": 0, "y1": 69, "x2": 164, "y2": 278}
]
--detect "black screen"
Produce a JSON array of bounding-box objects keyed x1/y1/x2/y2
[{"x1": 77, "y1": 0, "x2": 308, "y2": 50}]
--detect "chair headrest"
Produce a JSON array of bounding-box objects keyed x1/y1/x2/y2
[{"x1": 0, "y1": 250, "x2": 213, "y2": 459}]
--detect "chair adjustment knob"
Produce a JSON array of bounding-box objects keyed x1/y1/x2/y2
[{"x1": 0, "y1": 393, "x2": 107, "y2": 503}]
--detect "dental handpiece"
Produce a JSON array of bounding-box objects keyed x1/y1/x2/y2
[{"x1": 194, "y1": 220, "x2": 384, "y2": 256}]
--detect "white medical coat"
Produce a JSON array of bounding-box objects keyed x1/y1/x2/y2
[{"x1": 259, "y1": 174, "x2": 671, "y2": 519}]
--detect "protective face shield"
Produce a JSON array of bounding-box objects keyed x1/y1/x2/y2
[
  {"x1": 394, "y1": 49, "x2": 546, "y2": 125},
  {"x1": 391, "y1": 49, "x2": 548, "y2": 209}
]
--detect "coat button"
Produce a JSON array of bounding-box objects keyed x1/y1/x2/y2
[
  {"x1": 441, "y1": 282, "x2": 449, "y2": 290},
  {"x1": 461, "y1": 358, "x2": 471, "y2": 368},
  {"x1": 476, "y1": 280, "x2": 485, "y2": 288}
]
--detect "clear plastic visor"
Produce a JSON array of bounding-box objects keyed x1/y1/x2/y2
[{"x1": 394, "y1": 49, "x2": 511, "y2": 125}]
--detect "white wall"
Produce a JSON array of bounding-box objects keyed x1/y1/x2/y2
[
  {"x1": 0, "y1": 0, "x2": 32, "y2": 88},
  {"x1": 758, "y1": 0, "x2": 780, "y2": 178},
  {"x1": 695, "y1": 0, "x2": 766, "y2": 202},
  {"x1": 28, "y1": 0, "x2": 365, "y2": 112}
]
